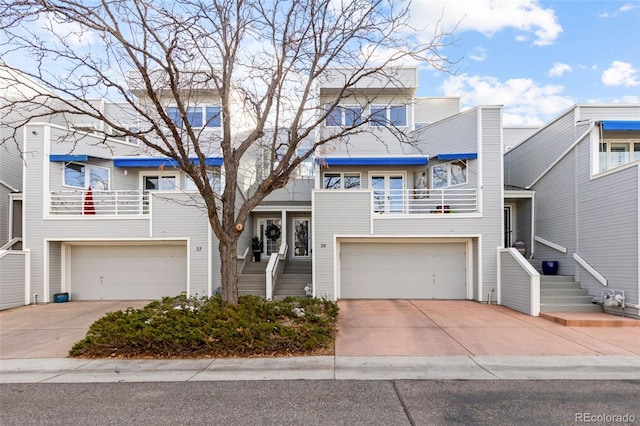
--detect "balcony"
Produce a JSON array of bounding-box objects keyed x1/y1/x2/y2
[
  {"x1": 50, "y1": 190, "x2": 150, "y2": 216},
  {"x1": 372, "y1": 188, "x2": 478, "y2": 215}
]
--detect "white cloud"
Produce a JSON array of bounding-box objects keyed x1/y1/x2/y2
[
  {"x1": 548, "y1": 62, "x2": 572, "y2": 78},
  {"x1": 468, "y1": 47, "x2": 487, "y2": 62},
  {"x1": 598, "y1": 2, "x2": 638, "y2": 17},
  {"x1": 410, "y1": 0, "x2": 562, "y2": 46},
  {"x1": 36, "y1": 14, "x2": 95, "y2": 47},
  {"x1": 619, "y1": 3, "x2": 639, "y2": 12},
  {"x1": 601, "y1": 61, "x2": 640, "y2": 87},
  {"x1": 440, "y1": 74, "x2": 574, "y2": 125}
]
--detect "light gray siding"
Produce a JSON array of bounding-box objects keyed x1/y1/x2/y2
[
  {"x1": 313, "y1": 190, "x2": 372, "y2": 299},
  {"x1": 263, "y1": 179, "x2": 314, "y2": 202},
  {"x1": 151, "y1": 194, "x2": 210, "y2": 297},
  {"x1": 0, "y1": 252, "x2": 27, "y2": 310},
  {"x1": 0, "y1": 186, "x2": 10, "y2": 245},
  {"x1": 530, "y1": 151, "x2": 577, "y2": 274},
  {"x1": 413, "y1": 107, "x2": 479, "y2": 156},
  {"x1": 312, "y1": 106, "x2": 504, "y2": 301},
  {"x1": 500, "y1": 249, "x2": 539, "y2": 315},
  {"x1": 413, "y1": 97, "x2": 460, "y2": 125},
  {"x1": 49, "y1": 241, "x2": 61, "y2": 295},
  {"x1": 575, "y1": 139, "x2": 639, "y2": 305},
  {"x1": 504, "y1": 110, "x2": 577, "y2": 188},
  {"x1": 505, "y1": 104, "x2": 640, "y2": 311}
]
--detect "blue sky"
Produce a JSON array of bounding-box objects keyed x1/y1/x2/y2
[
  {"x1": 411, "y1": 0, "x2": 640, "y2": 125},
  {"x1": 3, "y1": 0, "x2": 638, "y2": 127}
]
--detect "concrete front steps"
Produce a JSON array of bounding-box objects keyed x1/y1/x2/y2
[
  {"x1": 238, "y1": 261, "x2": 266, "y2": 297},
  {"x1": 238, "y1": 260, "x2": 312, "y2": 299},
  {"x1": 539, "y1": 275, "x2": 603, "y2": 313},
  {"x1": 274, "y1": 261, "x2": 312, "y2": 300}
]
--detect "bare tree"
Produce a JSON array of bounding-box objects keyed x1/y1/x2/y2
[{"x1": 0, "y1": 0, "x2": 456, "y2": 304}]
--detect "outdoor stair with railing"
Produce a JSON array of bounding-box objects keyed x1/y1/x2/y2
[
  {"x1": 238, "y1": 261, "x2": 267, "y2": 297},
  {"x1": 273, "y1": 260, "x2": 312, "y2": 300},
  {"x1": 539, "y1": 275, "x2": 603, "y2": 313}
]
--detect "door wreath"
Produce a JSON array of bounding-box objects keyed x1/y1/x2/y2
[{"x1": 265, "y1": 224, "x2": 281, "y2": 241}]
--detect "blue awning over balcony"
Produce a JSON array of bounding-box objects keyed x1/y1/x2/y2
[
  {"x1": 113, "y1": 157, "x2": 223, "y2": 168},
  {"x1": 49, "y1": 154, "x2": 90, "y2": 162},
  {"x1": 602, "y1": 121, "x2": 640, "y2": 131},
  {"x1": 316, "y1": 157, "x2": 429, "y2": 166},
  {"x1": 436, "y1": 153, "x2": 478, "y2": 161}
]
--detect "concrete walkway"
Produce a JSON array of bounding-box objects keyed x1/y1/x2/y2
[{"x1": 1, "y1": 299, "x2": 639, "y2": 383}]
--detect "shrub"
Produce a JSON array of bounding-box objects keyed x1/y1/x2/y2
[{"x1": 69, "y1": 295, "x2": 339, "y2": 358}]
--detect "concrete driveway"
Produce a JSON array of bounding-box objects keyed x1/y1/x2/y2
[
  {"x1": 1, "y1": 299, "x2": 639, "y2": 360},
  {"x1": 335, "y1": 300, "x2": 640, "y2": 356},
  {"x1": 0, "y1": 301, "x2": 149, "y2": 359}
]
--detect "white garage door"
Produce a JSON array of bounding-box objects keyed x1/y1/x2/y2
[
  {"x1": 70, "y1": 244, "x2": 187, "y2": 300},
  {"x1": 340, "y1": 241, "x2": 467, "y2": 299}
]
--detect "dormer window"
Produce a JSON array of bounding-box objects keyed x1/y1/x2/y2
[{"x1": 167, "y1": 105, "x2": 221, "y2": 128}]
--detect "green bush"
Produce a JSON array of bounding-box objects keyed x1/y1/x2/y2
[{"x1": 69, "y1": 295, "x2": 339, "y2": 358}]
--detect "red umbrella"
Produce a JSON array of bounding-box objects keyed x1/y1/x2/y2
[{"x1": 83, "y1": 186, "x2": 95, "y2": 215}]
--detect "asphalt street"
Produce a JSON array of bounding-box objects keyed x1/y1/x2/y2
[{"x1": 1, "y1": 380, "x2": 639, "y2": 425}]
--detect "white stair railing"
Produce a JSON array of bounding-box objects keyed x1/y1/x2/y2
[{"x1": 265, "y1": 242, "x2": 288, "y2": 300}]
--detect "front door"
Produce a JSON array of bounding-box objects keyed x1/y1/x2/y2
[
  {"x1": 258, "y1": 218, "x2": 281, "y2": 257},
  {"x1": 371, "y1": 174, "x2": 404, "y2": 213},
  {"x1": 292, "y1": 218, "x2": 311, "y2": 258},
  {"x1": 504, "y1": 205, "x2": 513, "y2": 247}
]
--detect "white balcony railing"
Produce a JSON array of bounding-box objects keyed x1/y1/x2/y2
[
  {"x1": 372, "y1": 188, "x2": 478, "y2": 215},
  {"x1": 50, "y1": 190, "x2": 150, "y2": 216}
]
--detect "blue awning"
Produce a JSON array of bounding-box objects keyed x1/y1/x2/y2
[
  {"x1": 316, "y1": 157, "x2": 429, "y2": 166},
  {"x1": 114, "y1": 157, "x2": 223, "y2": 168},
  {"x1": 436, "y1": 153, "x2": 478, "y2": 161},
  {"x1": 602, "y1": 121, "x2": 640, "y2": 131},
  {"x1": 49, "y1": 154, "x2": 89, "y2": 162}
]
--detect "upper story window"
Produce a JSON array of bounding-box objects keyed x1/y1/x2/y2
[
  {"x1": 167, "y1": 105, "x2": 221, "y2": 128},
  {"x1": 370, "y1": 105, "x2": 407, "y2": 127},
  {"x1": 185, "y1": 171, "x2": 222, "y2": 193},
  {"x1": 64, "y1": 163, "x2": 110, "y2": 190},
  {"x1": 295, "y1": 148, "x2": 315, "y2": 178},
  {"x1": 599, "y1": 140, "x2": 640, "y2": 173},
  {"x1": 143, "y1": 174, "x2": 178, "y2": 191},
  {"x1": 323, "y1": 172, "x2": 361, "y2": 189},
  {"x1": 431, "y1": 160, "x2": 467, "y2": 189},
  {"x1": 325, "y1": 106, "x2": 362, "y2": 127}
]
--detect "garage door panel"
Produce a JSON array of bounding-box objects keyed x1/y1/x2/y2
[
  {"x1": 70, "y1": 245, "x2": 187, "y2": 300},
  {"x1": 340, "y1": 241, "x2": 466, "y2": 299}
]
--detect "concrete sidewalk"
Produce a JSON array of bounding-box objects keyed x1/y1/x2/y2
[
  {"x1": 2, "y1": 355, "x2": 640, "y2": 383},
  {"x1": 1, "y1": 300, "x2": 640, "y2": 383}
]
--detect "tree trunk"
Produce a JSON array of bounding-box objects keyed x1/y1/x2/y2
[{"x1": 218, "y1": 236, "x2": 239, "y2": 305}]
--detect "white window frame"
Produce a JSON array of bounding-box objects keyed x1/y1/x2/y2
[
  {"x1": 62, "y1": 162, "x2": 111, "y2": 190},
  {"x1": 370, "y1": 105, "x2": 407, "y2": 127},
  {"x1": 430, "y1": 160, "x2": 468, "y2": 189},
  {"x1": 140, "y1": 172, "x2": 180, "y2": 192},
  {"x1": 184, "y1": 170, "x2": 223, "y2": 193},
  {"x1": 324, "y1": 105, "x2": 363, "y2": 127},
  {"x1": 598, "y1": 139, "x2": 640, "y2": 173},
  {"x1": 295, "y1": 148, "x2": 315, "y2": 178},
  {"x1": 167, "y1": 105, "x2": 222, "y2": 129},
  {"x1": 322, "y1": 172, "x2": 361, "y2": 189}
]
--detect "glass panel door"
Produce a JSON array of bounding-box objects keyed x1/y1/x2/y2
[
  {"x1": 293, "y1": 218, "x2": 310, "y2": 258},
  {"x1": 258, "y1": 218, "x2": 281, "y2": 257},
  {"x1": 371, "y1": 174, "x2": 404, "y2": 213}
]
